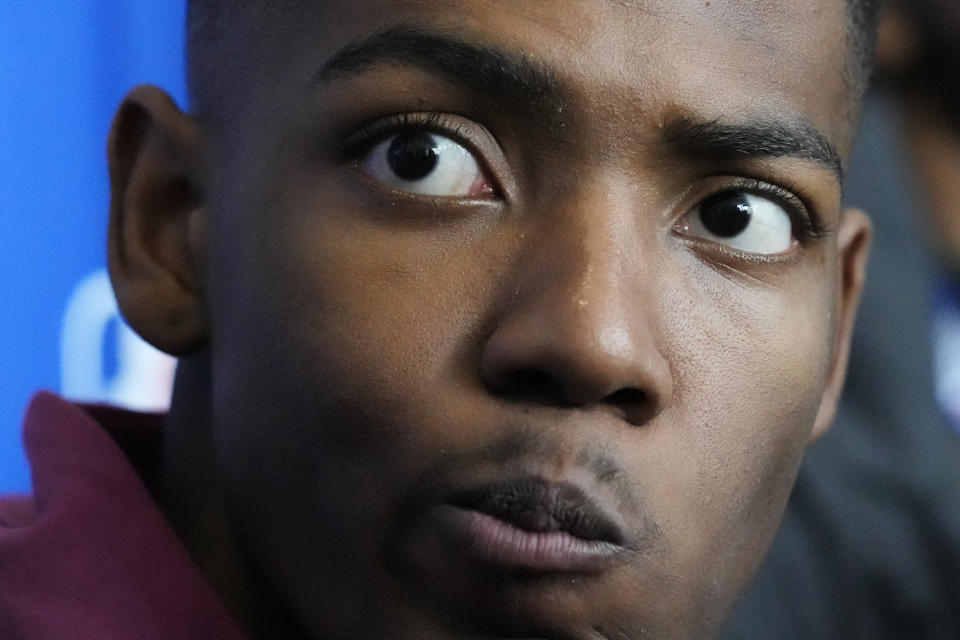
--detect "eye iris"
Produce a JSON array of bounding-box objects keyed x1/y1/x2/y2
[
  {"x1": 700, "y1": 193, "x2": 752, "y2": 238},
  {"x1": 387, "y1": 132, "x2": 440, "y2": 181}
]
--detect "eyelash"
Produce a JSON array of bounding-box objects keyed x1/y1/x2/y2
[
  {"x1": 344, "y1": 112, "x2": 470, "y2": 159},
  {"x1": 341, "y1": 113, "x2": 828, "y2": 242},
  {"x1": 714, "y1": 177, "x2": 827, "y2": 242}
]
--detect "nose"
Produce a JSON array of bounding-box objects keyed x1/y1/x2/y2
[{"x1": 480, "y1": 184, "x2": 673, "y2": 426}]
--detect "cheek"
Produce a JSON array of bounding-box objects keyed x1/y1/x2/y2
[
  {"x1": 208, "y1": 217, "x2": 465, "y2": 467},
  {"x1": 259, "y1": 221, "x2": 497, "y2": 415},
  {"x1": 645, "y1": 261, "x2": 835, "y2": 614},
  {"x1": 203, "y1": 205, "x2": 499, "y2": 635},
  {"x1": 205, "y1": 187, "x2": 518, "y2": 515}
]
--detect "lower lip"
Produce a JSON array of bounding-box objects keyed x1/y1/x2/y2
[{"x1": 428, "y1": 505, "x2": 625, "y2": 573}]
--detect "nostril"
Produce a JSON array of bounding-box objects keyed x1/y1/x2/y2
[
  {"x1": 607, "y1": 388, "x2": 646, "y2": 406},
  {"x1": 606, "y1": 388, "x2": 657, "y2": 426},
  {"x1": 489, "y1": 371, "x2": 656, "y2": 424},
  {"x1": 490, "y1": 368, "x2": 567, "y2": 406}
]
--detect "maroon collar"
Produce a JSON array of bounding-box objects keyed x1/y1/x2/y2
[{"x1": 0, "y1": 392, "x2": 247, "y2": 640}]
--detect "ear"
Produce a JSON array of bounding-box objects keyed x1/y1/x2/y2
[
  {"x1": 107, "y1": 85, "x2": 207, "y2": 356},
  {"x1": 809, "y1": 208, "x2": 871, "y2": 441}
]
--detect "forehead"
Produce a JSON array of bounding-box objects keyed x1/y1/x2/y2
[{"x1": 231, "y1": 0, "x2": 853, "y2": 151}]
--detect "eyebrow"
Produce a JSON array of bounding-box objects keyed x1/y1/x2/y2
[
  {"x1": 311, "y1": 26, "x2": 843, "y2": 180},
  {"x1": 664, "y1": 116, "x2": 843, "y2": 180},
  {"x1": 310, "y1": 25, "x2": 569, "y2": 117}
]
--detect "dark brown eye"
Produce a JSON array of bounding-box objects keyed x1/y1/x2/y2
[
  {"x1": 699, "y1": 193, "x2": 752, "y2": 238},
  {"x1": 387, "y1": 132, "x2": 440, "y2": 181},
  {"x1": 361, "y1": 130, "x2": 494, "y2": 197},
  {"x1": 678, "y1": 191, "x2": 794, "y2": 255}
]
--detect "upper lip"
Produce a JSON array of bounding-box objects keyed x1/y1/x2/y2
[{"x1": 449, "y1": 476, "x2": 625, "y2": 546}]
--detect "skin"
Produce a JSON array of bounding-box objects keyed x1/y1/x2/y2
[{"x1": 106, "y1": 1, "x2": 871, "y2": 638}]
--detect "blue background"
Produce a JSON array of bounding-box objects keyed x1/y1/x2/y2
[{"x1": 1, "y1": 3, "x2": 186, "y2": 491}]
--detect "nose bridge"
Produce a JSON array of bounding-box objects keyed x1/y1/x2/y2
[
  {"x1": 480, "y1": 172, "x2": 673, "y2": 422},
  {"x1": 530, "y1": 176, "x2": 647, "y2": 332}
]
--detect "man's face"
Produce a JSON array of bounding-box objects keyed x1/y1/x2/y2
[{"x1": 198, "y1": 1, "x2": 860, "y2": 637}]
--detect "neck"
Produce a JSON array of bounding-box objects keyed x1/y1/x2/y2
[{"x1": 161, "y1": 355, "x2": 305, "y2": 639}]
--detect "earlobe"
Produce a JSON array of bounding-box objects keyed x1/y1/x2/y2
[
  {"x1": 107, "y1": 85, "x2": 208, "y2": 356},
  {"x1": 809, "y1": 207, "x2": 872, "y2": 441}
]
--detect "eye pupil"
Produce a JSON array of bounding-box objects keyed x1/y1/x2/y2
[
  {"x1": 387, "y1": 132, "x2": 440, "y2": 181},
  {"x1": 700, "y1": 193, "x2": 752, "y2": 238}
]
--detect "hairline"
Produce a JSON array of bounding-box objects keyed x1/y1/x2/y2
[{"x1": 184, "y1": 0, "x2": 880, "y2": 141}]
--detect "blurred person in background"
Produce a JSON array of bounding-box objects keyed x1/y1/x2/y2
[
  {"x1": 723, "y1": 1, "x2": 960, "y2": 638},
  {"x1": 882, "y1": 0, "x2": 960, "y2": 425}
]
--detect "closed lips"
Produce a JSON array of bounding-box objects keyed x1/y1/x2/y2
[{"x1": 449, "y1": 477, "x2": 625, "y2": 545}]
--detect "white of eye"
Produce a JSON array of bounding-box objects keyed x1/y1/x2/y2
[
  {"x1": 361, "y1": 131, "x2": 489, "y2": 197},
  {"x1": 681, "y1": 192, "x2": 794, "y2": 255}
]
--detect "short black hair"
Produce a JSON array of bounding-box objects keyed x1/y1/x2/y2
[
  {"x1": 185, "y1": 0, "x2": 881, "y2": 127},
  {"x1": 848, "y1": 0, "x2": 883, "y2": 97}
]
